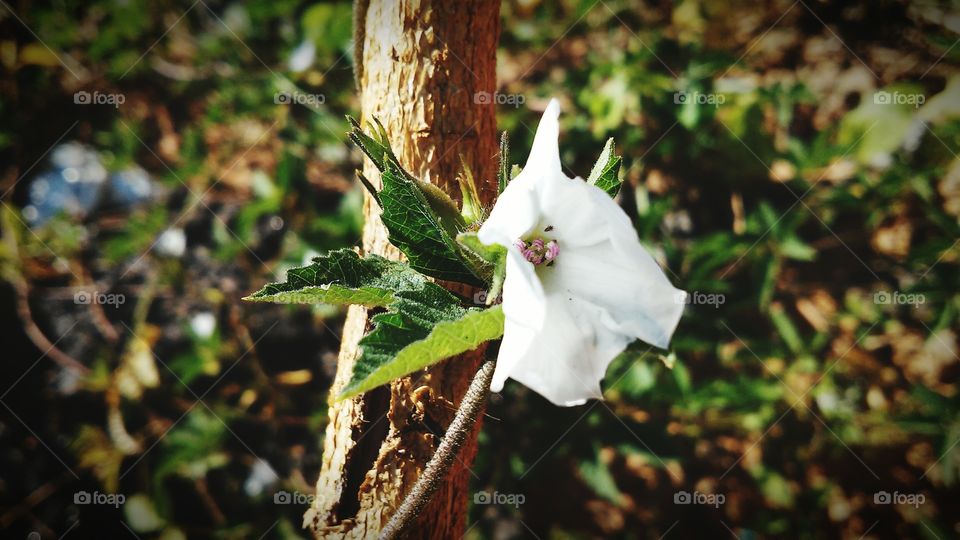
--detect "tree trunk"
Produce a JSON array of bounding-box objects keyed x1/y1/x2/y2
[{"x1": 304, "y1": 2, "x2": 500, "y2": 538}]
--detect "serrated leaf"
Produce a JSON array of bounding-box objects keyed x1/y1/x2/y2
[
  {"x1": 243, "y1": 249, "x2": 428, "y2": 306},
  {"x1": 245, "y1": 249, "x2": 503, "y2": 398},
  {"x1": 379, "y1": 161, "x2": 485, "y2": 285},
  {"x1": 347, "y1": 116, "x2": 403, "y2": 178},
  {"x1": 356, "y1": 170, "x2": 380, "y2": 206},
  {"x1": 340, "y1": 304, "x2": 504, "y2": 399},
  {"x1": 348, "y1": 115, "x2": 462, "y2": 225},
  {"x1": 348, "y1": 118, "x2": 485, "y2": 286},
  {"x1": 587, "y1": 138, "x2": 623, "y2": 197}
]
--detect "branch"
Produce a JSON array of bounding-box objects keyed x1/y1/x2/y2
[{"x1": 379, "y1": 358, "x2": 495, "y2": 539}]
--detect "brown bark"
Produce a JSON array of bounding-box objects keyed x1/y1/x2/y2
[{"x1": 304, "y1": 2, "x2": 500, "y2": 538}]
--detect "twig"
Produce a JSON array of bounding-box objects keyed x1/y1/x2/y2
[
  {"x1": 15, "y1": 291, "x2": 88, "y2": 374},
  {"x1": 0, "y1": 474, "x2": 66, "y2": 527},
  {"x1": 379, "y1": 358, "x2": 495, "y2": 540},
  {"x1": 82, "y1": 267, "x2": 119, "y2": 343},
  {"x1": 1, "y1": 212, "x2": 87, "y2": 374}
]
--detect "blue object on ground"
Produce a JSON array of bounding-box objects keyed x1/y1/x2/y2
[{"x1": 23, "y1": 142, "x2": 156, "y2": 226}]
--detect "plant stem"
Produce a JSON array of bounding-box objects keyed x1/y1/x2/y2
[{"x1": 379, "y1": 358, "x2": 495, "y2": 540}]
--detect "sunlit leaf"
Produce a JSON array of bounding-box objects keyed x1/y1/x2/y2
[
  {"x1": 244, "y1": 249, "x2": 426, "y2": 306},
  {"x1": 340, "y1": 305, "x2": 504, "y2": 399},
  {"x1": 587, "y1": 138, "x2": 623, "y2": 197}
]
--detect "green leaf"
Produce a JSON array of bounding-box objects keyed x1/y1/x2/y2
[
  {"x1": 243, "y1": 249, "x2": 428, "y2": 306},
  {"x1": 340, "y1": 304, "x2": 505, "y2": 399},
  {"x1": 838, "y1": 86, "x2": 920, "y2": 164},
  {"x1": 356, "y1": 170, "x2": 380, "y2": 206},
  {"x1": 124, "y1": 494, "x2": 166, "y2": 533},
  {"x1": 587, "y1": 138, "x2": 623, "y2": 197},
  {"x1": 457, "y1": 156, "x2": 485, "y2": 225},
  {"x1": 672, "y1": 356, "x2": 692, "y2": 395},
  {"x1": 414, "y1": 177, "x2": 468, "y2": 237},
  {"x1": 347, "y1": 115, "x2": 463, "y2": 229},
  {"x1": 779, "y1": 236, "x2": 817, "y2": 261},
  {"x1": 457, "y1": 232, "x2": 505, "y2": 303},
  {"x1": 246, "y1": 249, "x2": 503, "y2": 398},
  {"x1": 347, "y1": 117, "x2": 484, "y2": 285},
  {"x1": 379, "y1": 161, "x2": 485, "y2": 285},
  {"x1": 579, "y1": 445, "x2": 624, "y2": 505},
  {"x1": 456, "y1": 232, "x2": 504, "y2": 264},
  {"x1": 769, "y1": 302, "x2": 804, "y2": 354},
  {"x1": 347, "y1": 116, "x2": 402, "y2": 178}
]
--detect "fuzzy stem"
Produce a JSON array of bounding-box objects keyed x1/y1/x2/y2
[{"x1": 379, "y1": 358, "x2": 496, "y2": 540}]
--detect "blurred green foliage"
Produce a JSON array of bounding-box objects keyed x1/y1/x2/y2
[
  {"x1": 1, "y1": 0, "x2": 959, "y2": 539},
  {"x1": 475, "y1": 1, "x2": 960, "y2": 538}
]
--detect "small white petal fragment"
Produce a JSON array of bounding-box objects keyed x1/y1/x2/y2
[
  {"x1": 288, "y1": 39, "x2": 316, "y2": 72},
  {"x1": 479, "y1": 98, "x2": 686, "y2": 406},
  {"x1": 155, "y1": 228, "x2": 186, "y2": 258},
  {"x1": 243, "y1": 458, "x2": 280, "y2": 497},
  {"x1": 190, "y1": 312, "x2": 217, "y2": 339}
]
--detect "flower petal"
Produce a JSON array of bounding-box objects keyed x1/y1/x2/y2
[
  {"x1": 490, "y1": 248, "x2": 545, "y2": 392},
  {"x1": 543, "y1": 183, "x2": 686, "y2": 349},
  {"x1": 534, "y1": 168, "x2": 613, "y2": 247},
  {"x1": 476, "y1": 175, "x2": 538, "y2": 247},
  {"x1": 500, "y1": 294, "x2": 631, "y2": 406},
  {"x1": 477, "y1": 99, "x2": 565, "y2": 248},
  {"x1": 525, "y1": 99, "x2": 562, "y2": 174}
]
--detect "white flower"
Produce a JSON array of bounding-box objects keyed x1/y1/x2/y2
[{"x1": 478, "y1": 99, "x2": 686, "y2": 406}]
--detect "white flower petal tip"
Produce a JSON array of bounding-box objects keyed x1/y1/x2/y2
[
  {"x1": 525, "y1": 99, "x2": 562, "y2": 172},
  {"x1": 483, "y1": 99, "x2": 685, "y2": 406}
]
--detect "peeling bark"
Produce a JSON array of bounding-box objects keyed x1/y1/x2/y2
[{"x1": 304, "y1": 1, "x2": 500, "y2": 538}]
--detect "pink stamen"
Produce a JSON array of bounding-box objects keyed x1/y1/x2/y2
[
  {"x1": 545, "y1": 240, "x2": 559, "y2": 262},
  {"x1": 514, "y1": 234, "x2": 559, "y2": 266}
]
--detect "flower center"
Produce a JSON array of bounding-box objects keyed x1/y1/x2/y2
[{"x1": 515, "y1": 229, "x2": 559, "y2": 267}]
